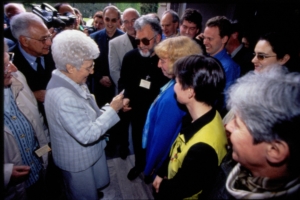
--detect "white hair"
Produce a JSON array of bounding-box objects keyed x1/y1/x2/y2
[
  {"x1": 51, "y1": 30, "x2": 100, "y2": 70},
  {"x1": 226, "y1": 65, "x2": 300, "y2": 143}
]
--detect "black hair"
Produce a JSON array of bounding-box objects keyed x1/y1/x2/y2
[
  {"x1": 174, "y1": 55, "x2": 226, "y2": 106},
  {"x1": 180, "y1": 8, "x2": 202, "y2": 33}
]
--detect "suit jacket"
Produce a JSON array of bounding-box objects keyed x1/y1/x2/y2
[
  {"x1": 45, "y1": 69, "x2": 120, "y2": 172},
  {"x1": 109, "y1": 33, "x2": 134, "y2": 88},
  {"x1": 10, "y1": 44, "x2": 55, "y2": 92},
  {"x1": 232, "y1": 45, "x2": 254, "y2": 77},
  {"x1": 232, "y1": 46, "x2": 254, "y2": 76},
  {"x1": 119, "y1": 49, "x2": 169, "y2": 116},
  {"x1": 10, "y1": 44, "x2": 55, "y2": 126},
  {"x1": 90, "y1": 29, "x2": 124, "y2": 81}
]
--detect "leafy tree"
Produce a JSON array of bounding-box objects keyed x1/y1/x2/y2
[
  {"x1": 140, "y1": 3, "x2": 158, "y2": 15},
  {"x1": 113, "y1": 3, "x2": 141, "y2": 13}
]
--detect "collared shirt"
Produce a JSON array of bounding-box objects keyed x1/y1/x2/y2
[
  {"x1": 162, "y1": 30, "x2": 180, "y2": 40},
  {"x1": 18, "y1": 43, "x2": 45, "y2": 71},
  {"x1": 213, "y1": 48, "x2": 240, "y2": 92},
  {"x1": 230, "y1": 44, "x2": 243, "y2": 58},
  {"x1": 4, "y1": 88, "x2": 43, "y2": 188},
  {"x1": 4, "y1": 87, "x2": 11, "y2": 113},
  {"x1": 180, "y1": 108, "x2": 215, "y2": 142}
]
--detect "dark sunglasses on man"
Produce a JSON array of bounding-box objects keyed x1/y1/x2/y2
[
  {"x1": 253, "y1": 53, "x2": 276, "y2": 61},
  {"x1": 135, "y1": 34, "x2": 157, "y2": 46},
  {"x1": 104, "y1": 17, "x2": 118, "y2": 23}
]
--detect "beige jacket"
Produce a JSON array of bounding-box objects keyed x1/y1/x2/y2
[{"x1": 4, "y1": 71, "x2": 49, "y2": 199}]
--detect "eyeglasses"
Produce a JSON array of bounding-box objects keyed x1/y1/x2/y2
[
  {"x1": 104, "y1": 17, "x2": 118, "y2": 23},
  {"x1": 123, "y1": 18, "x2": 137, "y2": 25},
  {"x1": 135, "y1": 34, "x2": 157, "y2": 46},
  {"x1": 253, "y1": 53, "x2": 277, "y2": 61},
  {"x1": 23, "y1": 34, "x2": 52, "y2": 44},
  {"x1": 85, "y1": 62, "x2": 95, "y2": 72}
]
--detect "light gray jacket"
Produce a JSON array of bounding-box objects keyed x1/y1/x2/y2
[
  {"x1": 45, "y1": 70, "x2": 119, "y2": 172},
  {"x1": 109, "y1": 33, "x2": 134, "y2": 91}
]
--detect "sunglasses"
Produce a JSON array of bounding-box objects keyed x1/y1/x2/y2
[
  {"x1": 104, "y1": 17, "x2": 118, "y2": 23},
  {"x1": 135, "y1": 34, "x2": 157, "y2": 46},
  {"x1": 253, "y1": 53, "x2": 277, "y2": 61}
]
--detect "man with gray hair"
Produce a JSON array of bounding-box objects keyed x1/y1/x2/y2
[
  {"x1": 118, "y1": 15, "x2": 169, "y2": 181},
  {"x1": 10, "y1": 12, "x2": 56, "y2": 127},
  {"x1": 161, "y1": 9, "x2": 179, "y2": 40},
  {"x1": 108, "y1": 7, "x2": 140, "y2": 159},
  {"x1": 223, "y1": 66, "x2": 300, "y2": 199}
]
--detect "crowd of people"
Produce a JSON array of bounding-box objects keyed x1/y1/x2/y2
[{"x1": 3, "y1": 2, "x2": 300, "y2": 200}]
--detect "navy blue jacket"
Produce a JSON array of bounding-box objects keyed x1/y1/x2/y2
[{"x1": 90, "y1": 28, "x2": 124, "y2": 81}]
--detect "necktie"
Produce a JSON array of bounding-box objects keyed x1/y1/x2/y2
[{"x1": 36, "y1": 57, "x2": 45, "y2": 75}]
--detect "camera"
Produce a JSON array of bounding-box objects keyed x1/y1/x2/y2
[{"x1": 32, "y1": 3, "x2": 76, "y2": 31}]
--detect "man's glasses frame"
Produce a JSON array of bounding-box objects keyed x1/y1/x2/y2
[
  {"x1": 85, "y1": 62, "x2": 95, "y2": 72},
  {"x1": 253, "y1": 53, "x2": 277, "y2": 61},
  {"x1": 23, "y1": 34, "x2": 52, "y2": 44},
  {"x1": 123, "y1": 18, "x2": 137, "y2": 25},
  {"x1": 135, "y1": 34, "x2": 157, "y2": 46},
  {"x1": 104, "y1": 17, "x2": 118, "y2": 23}
]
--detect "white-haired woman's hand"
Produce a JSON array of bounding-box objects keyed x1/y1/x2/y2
[
  {"x1": 110, "y1": 92, "x2": 124, "y2": 112},
  {"x1": 153, "y1": 175, "x2": 164, "y2": 193}
]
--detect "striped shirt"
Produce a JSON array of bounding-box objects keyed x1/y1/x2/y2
[{"x1": 4, "y1": 88, "x2": 42, "y2": 187}]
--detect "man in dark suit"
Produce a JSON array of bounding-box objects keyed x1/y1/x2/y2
[
  {"x1": 10, "y1": 12, "x2": 56, "y2": 127},
  {"x1": 226, "y1": 21, "x2": 254, "y2": 76},
  {"x1": 9, "y1": 11, "x2": 63, "y2": 200},
  {"x1": 108, "y1": 8, "x2": 140, "y2": 159},
  {"x1": 90, "y1": 5, "x2": 124, "y2": 107}
]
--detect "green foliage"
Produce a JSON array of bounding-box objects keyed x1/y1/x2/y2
[
  {"x1": 112, "y1": 3, "x2": 141, "y2": 13},
  {"x1": 140, "y1": 3, "x2": 158, "y2": 15},
  {"x1": 72, "y1": 3, "x2": 108, "y2": 18}
]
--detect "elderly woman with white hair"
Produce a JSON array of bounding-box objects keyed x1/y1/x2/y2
[
  {"x1": 44, "y1": 30, "x2": 124, "y2": 200},
  {"x1": 224, "y1": 67, "x2": 300, "y2": 199}
]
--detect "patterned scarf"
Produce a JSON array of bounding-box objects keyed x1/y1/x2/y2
[{"x1": 226, "y1": 163, "x2": 300, "y2": 199}]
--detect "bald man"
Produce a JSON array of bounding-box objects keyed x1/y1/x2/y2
[{"x1": 161, "y1": 10, "x2": 179, "y2": 40}]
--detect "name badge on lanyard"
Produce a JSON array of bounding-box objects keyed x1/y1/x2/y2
[
  {"x1": 35, "y1": 144, "x2": 51, "y2": 157},
  {"x1": 139, "y1": 75, "x2": 151, "y2": 89}
]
